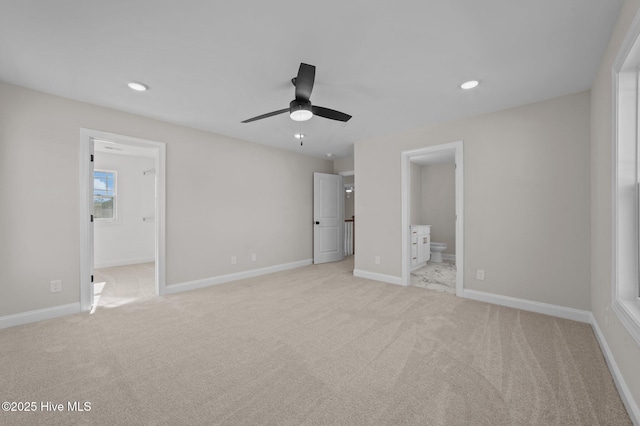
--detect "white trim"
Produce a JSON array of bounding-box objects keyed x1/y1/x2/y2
[
  {"x1": 353, "y1": 269, "x2": 403, "y2": 286},
  {"x1": 401, "y1": 141, "x2": 464, "y2": 297},
  {"x1": 612, "y1": 300, "x2": 640, "y2": 345},
  {"x1": 462, "y1": 289, "x2": 592, "y2": 323},
  {"x1": 442, "y1": 253, "x2": 456, "y2": 261},
  {"x1": 0, "y1": 303, "x2": 81, "y2": 330},
  {"x1": 79, "y1": 129, "x2": 93, "y2": 312},
  {"x1": 591, "y1": 316, "x2": 640, "y2": 425},
  {"x1": 94, "y1": 257, "x2": 156, "y2": 270},
  {"x1": 164, "y1": 259, "x2": 313, "y2": 295},
  {"x1": 611, "y1": 7, "x2": 640, "y2": 347},
  {"x1": 80, "y1": 129, "x2": 167, "y2": 310}
]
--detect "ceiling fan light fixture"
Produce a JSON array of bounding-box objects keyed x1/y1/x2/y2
[
  {"x1": 294, "y1": 133, "x2": 305, "y2": 139},
  {"x1": 290, "y1": 109, "x2": 313, "y2": 121},
  {"x1": 289, "y1": 99, "x2": 313, "y2": 121},
  {"x1": 460, "y1": 80, "x2": 479, "y2": 90}
]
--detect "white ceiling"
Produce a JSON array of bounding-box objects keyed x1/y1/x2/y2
[{"x1": 0, "y1": 1, "x2": 623, "y2": 159}]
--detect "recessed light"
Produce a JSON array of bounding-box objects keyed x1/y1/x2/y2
[
  {"x1": 128, "y1": 81, "x2": 149, "y2": 92},
  {"x1": 294, "y1": 133, "x2": 305, "y2": 139},
  {"x1": 460, "y1": 80, "x2": 479, "y2": 90},
  {"x1": 326, "y1": 153, "x2": 333, "y2": 158}
]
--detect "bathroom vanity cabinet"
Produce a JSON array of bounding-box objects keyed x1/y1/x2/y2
[{"x1": 410, "y1": 225, "x2": 431, "y2": 270}]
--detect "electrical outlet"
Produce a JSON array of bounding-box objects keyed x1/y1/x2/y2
[
  {"x1": 375, "y1": 256, "x2": 380, "y2": 265},
  {"x1": 476, "y1": 269, "x2": 485, "y2": 281},
  {"x1": 231, "y1": 256, "x2": 237, "y2": 265},
  {"x1": 50, "y1": 280, "x2": 62, "y2": 293},
  {"x1": 251, "y1": 253, "x2": 257, "y2": 261}
]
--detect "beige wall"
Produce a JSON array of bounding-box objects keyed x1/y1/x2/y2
[
  {"x1": 355, "y1": 90, "x2": 591, "y2": 310},
  {"x1": 0, "y1": 82, "x2": 332, "y2": 316},
  {"x1": 591, "y1": 0, "x2": 640, "y2": 412},
  {"x1": 409, "y1": 162, "x2": 422, "y2": 225},
  {"x1": 420, "y1": 163, "x2": 455, "y2": 254},
  {"x1": 333, "y1": 156, "x2": 354, "y2": 174}
]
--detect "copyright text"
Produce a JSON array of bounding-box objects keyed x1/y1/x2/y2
[{"x1": 2, "y1": 401, "x2": 91, "y2": 412}]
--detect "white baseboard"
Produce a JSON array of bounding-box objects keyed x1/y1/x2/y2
[
  {"x1": 164, "y1": 259, "x2": 313, "y2": 295},
  {"x1": 0, "y1": 303, "x2": 81, "y2": 330},
  {"x1": 462, "y1": 289, "x2": 592, "y2": 323},
  {"x1": 442, "y1": 253, "x2": 456, "y2": 261},
  {"x1": 353, "y1": 269, "x2": 403, "y2": 286},
  {"x1": 94, "y1": 257, "x2": 155, "y2": 269},
  {"x1": 462, "y1": 290, "x2": 638, "y2": 422},
  {"x1": 590, "y1": 315, "x2": 640, "y2": 425}
]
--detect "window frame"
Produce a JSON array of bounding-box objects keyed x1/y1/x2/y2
[
  {"x1": 93, "y1": 169, "x2": 118, "y2": 223},
  {"x1": 612, "y1": 11, "x2": 640, "y2": 346}
]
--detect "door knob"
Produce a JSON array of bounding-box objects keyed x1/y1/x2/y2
[{"x1": 315, "y1": 221, "x2": 320, "y2": 225}]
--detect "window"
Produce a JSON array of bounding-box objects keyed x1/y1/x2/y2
[
  {"x1": 93, "y1": 170, "x2": 117, "y2": 221},
  {"x1": 613, "y1": 14, "x2": 640, "y2": 345}
]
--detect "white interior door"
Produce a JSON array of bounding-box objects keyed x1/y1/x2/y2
[{"x1": 314, "y1": 172, "x2": 344, "y2": 264}]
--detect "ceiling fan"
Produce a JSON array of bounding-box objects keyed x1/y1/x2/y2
[{"x1": 241, "y1": 63, "x2": 352, "y2": 124}]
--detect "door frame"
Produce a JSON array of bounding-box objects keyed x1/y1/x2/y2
[
  {"x1": 401, "y1": 141, "x2": 464, "y2": 295},
  {"x1": 79, "y1": 129, "x2": 166, "y2": 312}
]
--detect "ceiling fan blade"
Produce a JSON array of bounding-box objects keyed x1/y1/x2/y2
[
  {"x1": 295, "y1": 63, "x2": 315, "y2": 101},
  {"x1": 241, "y1": 108, "x2": 289, "y2": 123},
  {"x1": 312, "y1": 106, "x2": 352, "y2": 122}
]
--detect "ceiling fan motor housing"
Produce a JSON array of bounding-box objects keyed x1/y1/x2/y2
[
  {"x1": 289, "y1": 99, "x2": 313, "y2": 121},
  {"x1": 290, "y1": 99, "x2": 312, "y2": 112}
]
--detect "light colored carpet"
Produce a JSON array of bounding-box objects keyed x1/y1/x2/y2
[
  {"x1": 93, "y1": 262, "x2": 155, "y2": 309},
  {"x1": 0, "y1": 257, "x2": 631, "y2": 425},
  {"x1": 411, "y1": 260, "x2": 456, "y2": 293}
]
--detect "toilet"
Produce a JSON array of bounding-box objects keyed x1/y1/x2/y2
[{"x1": 430, "y1": 242, "x2": 447, "y2": 263}]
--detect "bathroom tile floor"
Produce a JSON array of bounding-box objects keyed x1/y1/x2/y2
[{"x1": 411, "y1": 260, "x2": 456, "y2": 294}]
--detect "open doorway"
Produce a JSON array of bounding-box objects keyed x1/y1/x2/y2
[
  {"x1": 408, "y1": 154, "x2": 456, "y2": 292},
  {"x1": 342, "y1": 171, "x2": 355, "y2": 257},
  {"x1": 401, "y1": 141, "x2": 464, "y2": 295},
  {"x1": 92, "y1": 141, "x2": 157, "y2": 310},
  {"x1": 79, "y1": 129, "x2": 166, "y2": 313}
]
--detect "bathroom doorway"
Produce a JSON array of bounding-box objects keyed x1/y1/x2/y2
[
  {"x1": 401, "y1": 141, "x2": 464, "y2": 295},
  {"x1": 409, "y1": 155, "x2": 456, "y2": 293}
]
